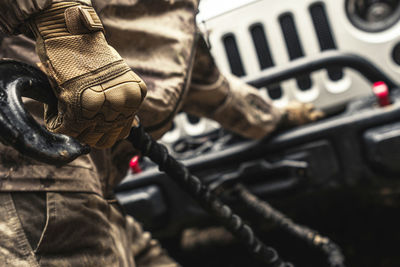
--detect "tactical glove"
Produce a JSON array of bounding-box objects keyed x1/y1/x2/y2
[
  {"x1": 29, "y1": 2, "x2": 146, "y2": 148},
  {"x1": 279, "y1": 102, "x2": 324, "y2": 129}
]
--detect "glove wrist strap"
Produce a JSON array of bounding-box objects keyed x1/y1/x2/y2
[{"x1": 30, "y1": 2, "x2": 103, "y2": 40}]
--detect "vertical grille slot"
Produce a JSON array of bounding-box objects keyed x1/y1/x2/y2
[
  {"x1": 187, "y1": 114, "x2": 200, "y2": 124},
  {"x1": 268, "y1": 84, "x2": 283, "y2": 99},
  {"x1": 310, "y1": 2, "x2": 343, "y2": 81},
  {"x1": 279, "y1": 13, "x2": 305, "y2": 60},
  {"x1": 250, "y1": 24, "x2": 274, "y2": 70},
  {"x1": 250, "y1": 23, "x2": 283, "y2": 99},
  {"x1": 279, "y1": 13, "x2": 312, "y2": 90},
  {"x1": 222, "y1": 34, "x2": 246, "y2": 77}
]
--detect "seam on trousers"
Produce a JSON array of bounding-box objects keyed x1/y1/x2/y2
[
  {"x1": 1, "y1": 193, "x2": 40, "y2": 267},
  {"x1": 34, "y1": 192, "x2": 56, "y2": 254}
]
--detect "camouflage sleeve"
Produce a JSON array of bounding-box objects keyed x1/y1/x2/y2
[
  {"x1": 0, "y1": 0, "x2": 92, "y2": 35},
  {"x1": 184, "y1": 73, "x2": 283, "y2": 140},
  {"x1": 183, "y1": 36, "x2": 283, "y2": 140}
]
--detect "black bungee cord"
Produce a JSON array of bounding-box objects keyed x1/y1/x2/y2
[
  {"x1": 231, "y1": 184, "x2": 345, "y2": 267},
  {"x1": 129, "y1": 122, "x2": 293, "y2": 267}
]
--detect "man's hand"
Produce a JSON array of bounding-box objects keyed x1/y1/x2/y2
[
  {"x1": 30, "y1": 2, "x2": 146, "y2": 148},
  {"x1": 279, "y1": 102, "x2": 324, "y2": 129}
]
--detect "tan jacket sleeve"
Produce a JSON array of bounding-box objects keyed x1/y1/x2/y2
[
  {"x1": 183, "y1": 36, "x2": 283, "y2": 140},
  {"x1": 0, "y1": 0, "x2": 91, "y2": 35}
]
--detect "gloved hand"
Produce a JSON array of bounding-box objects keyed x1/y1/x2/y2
[
  {"x1": 29, "y1": 2, "x2": 146, "y2": 148},
  {"x1": 279, "y1": 102, "x2": 324, "y2": 129}
]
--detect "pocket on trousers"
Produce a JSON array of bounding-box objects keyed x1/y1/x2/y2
[{"x1": 12, "y1": 192, "x2": 48, "y2": 252}]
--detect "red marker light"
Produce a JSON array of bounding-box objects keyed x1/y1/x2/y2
[
  {"x1": 129, "y1": 156, "x2": 142, "y2": 173},
  {"x1": 373, "y1": 81, "x2": 391, "y2": 107}
]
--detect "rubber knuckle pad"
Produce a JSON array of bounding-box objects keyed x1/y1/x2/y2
[{"x1": 80, "y1": 71, "x2": 146, "y2": 121}]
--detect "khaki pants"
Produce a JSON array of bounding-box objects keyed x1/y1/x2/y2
[{"x1": 0, "y1": 192, "x2": 178, "y2": 267}]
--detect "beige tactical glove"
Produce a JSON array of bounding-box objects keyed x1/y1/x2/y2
[
  {"x1": 29, "y1": 2, "x2": 146, "y2": 148},
  {"x1": 279, "y1": 102, "x2": 324, "y2": 129}
]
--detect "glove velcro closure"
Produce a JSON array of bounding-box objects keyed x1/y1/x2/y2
[{"x1": 33, "y1": 2, "x2": 103, "y2": 39}]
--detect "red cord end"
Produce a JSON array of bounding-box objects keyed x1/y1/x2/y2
[
  {"x1": 373, "y1": 81, "x2": 391, "y2": 107},
  {"x1": 129, "y1": 156, "x2": 142, "y2": 174}
]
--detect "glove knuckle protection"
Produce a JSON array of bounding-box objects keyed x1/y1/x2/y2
[{"x1": 29, "y1": 2, "x2": 146, "y2": 147}]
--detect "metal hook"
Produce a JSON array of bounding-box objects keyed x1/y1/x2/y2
[{"x1": 0, "y1": 59, "x2": 89, "y2": 165}]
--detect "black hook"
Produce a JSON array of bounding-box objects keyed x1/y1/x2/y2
[{"x1": 0, "y1": 59, "x2": 89, "y2": 165}]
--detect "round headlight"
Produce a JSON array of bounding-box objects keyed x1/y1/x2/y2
[{"x1": 346, "y1": 0, "x2": 400, "y2": 32}]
